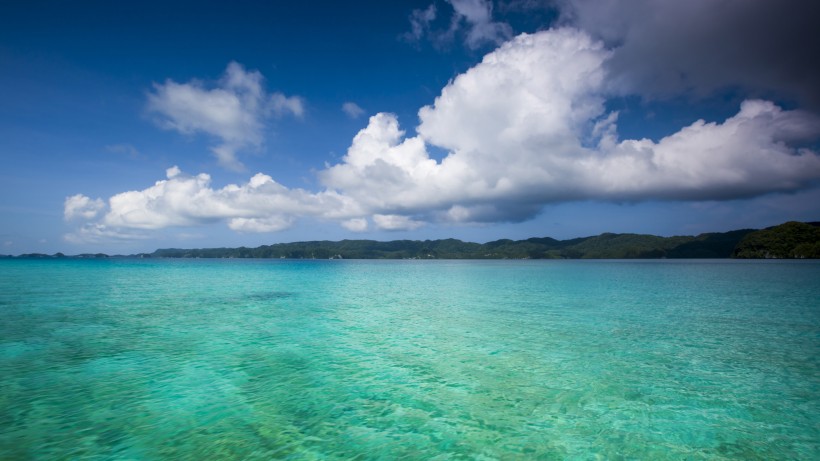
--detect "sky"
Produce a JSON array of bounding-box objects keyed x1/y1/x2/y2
[{"x1": 1, "y1": 0, "x2": 819, "y2": 255}]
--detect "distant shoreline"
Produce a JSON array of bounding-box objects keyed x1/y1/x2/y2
[{"x1": 4, "y1": 221, "x2": 819, "y2": 260}]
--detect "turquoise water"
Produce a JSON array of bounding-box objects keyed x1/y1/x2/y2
[{"x1": 1, "y1": 259, "x2": 818, "y2": 460}]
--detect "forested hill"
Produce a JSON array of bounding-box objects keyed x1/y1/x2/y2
[
  {"x1": 4, "y1": 221, "x2": 817, "y2": 260},
  {"x1": 732, "y1": 221, "x2": 820, "y2": 258},
  {"x1": 146, "y1": 221, "x2": 820, "y2": 260},
  {"x1": 148, "y1": 230, "x2": 751, "y2": 259}
]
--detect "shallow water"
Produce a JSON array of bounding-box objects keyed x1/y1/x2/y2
[{"x1": 1, "y1": 259, "x2": 818, "y2": 459}]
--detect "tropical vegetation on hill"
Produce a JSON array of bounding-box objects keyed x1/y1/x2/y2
[
  {"x1": 3, "y1": 221, "x2": 817, "y2": 260},
  {"x1": 146, "y1": 221, "x2": 818, "y2": 259},
  {"x1": 733, "y1": 221, "x2": 820, "y2": 258}
]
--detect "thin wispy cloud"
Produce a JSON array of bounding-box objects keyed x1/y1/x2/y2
[
  {"x1": 104, "y1": 143, "x2": 141, "y2": 159},
  {"x1": 342, "y1": 102, "x2": 365, "y2": 119},
  {"x1": 405, "y1": 0, "x2": 512, "y2": 49},
  {"x1": 449, "y1": 0, "x2": 513, "y2": 49},
  {"x1": 63, "y1": 223, "x2": 149, "y2": 245},
  {"x1": 403, "y1": 4, "x2": 437, "y2": 43},
  {"x1": 270, "y1": 93, "x2": 305, "y2": 118}
]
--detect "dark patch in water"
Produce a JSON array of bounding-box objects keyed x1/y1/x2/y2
[{"x1": 247, "y1": 291, "x2": 295, "y2": 301}]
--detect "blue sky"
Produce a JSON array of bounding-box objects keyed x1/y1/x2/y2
[{"x1": 2, "y1": 0, "x2": 819, "y2": 254}]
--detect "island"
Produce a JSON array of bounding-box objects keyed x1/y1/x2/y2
[{"x1": 4, "y1": 221, "x2": 818, "y2": 260}]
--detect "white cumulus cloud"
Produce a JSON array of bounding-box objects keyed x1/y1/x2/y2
[
  {"x1": 341, "y1": 218, "x2": 369, "y2": 232},
  {"x1": 77, "y1": 166, "x2": 362, "y2": 235},
  {"x1": 64, "y1": 194, "x2": 105, "y2": 220},
  {"x1": 319, "y1": 29, "x2": 820, "y2": 224},
  {"x1": 146, "y1": 62, "x2": 304, "y2": 171}
]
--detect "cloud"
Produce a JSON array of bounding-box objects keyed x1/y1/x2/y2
[
  {"x1": 342, "y1": 102, "x2": 365, "y2": 119},
  {"x1": 64, "y1": 194, "x2": 105, "y2": 220},
  {"x1": 373, "y1": 214, "x2": 425, "y2": 231},
  {"x1": 104, "y1": 143, "x2": 141, "y2": 158},
  {"x1": 583, "y1": 100, "x2": 820, "y2": 200},
  {"x1": 403, "y1": 4, "x2": 437, "y2": 43},
  {"x1": 320, "y1": 28, "x2": 609, "y2": 219},
  {"x1": 146, "y1": 62, "x2": 304, "y2": 171},
  {"x1": 228, "y1": 216, "x2": 294, "y2": 233},
  {"x1": 449, "y1": 0, "x2": 513, "y2": 49},
  {"x1": 557, "y1": 0, "x2": 820, "y2": 107},
  {"x1": 270, "y1": 93, "x2": 305, "y2": 118},
  {"x1": 71, "y1": 166, "x2": 362, "y2": 235},
  {"x1": 66, "y1": 28, "x2": 820, "y2": 241},
  {"x1": 341, "y1": 218, "x2": 369, "y2": 232},
  {"x1": 325, "y1": 29, "x2": 820, "y2": 221},
  {"x1": 405, "y1": 0, "x2": 512, "y2": 49},
  {"x1": 63, "y1": 223, "x2": 149, "y2": 245}
]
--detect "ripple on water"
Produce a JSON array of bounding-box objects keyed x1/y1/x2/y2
[{"x1": 0, "y1": 259, "x2": 818, "y2": 459}]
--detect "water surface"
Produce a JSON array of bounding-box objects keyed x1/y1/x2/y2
[{"x1": 1, "y1": 259, "x2": 818, "y2": 459}]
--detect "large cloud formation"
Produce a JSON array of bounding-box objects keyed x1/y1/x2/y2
[
  {"x1": 559, "y1": 0, "x2": 820, "y2": 106},
  {"x1": 66, "y1": 27, "x2": 820, "y2": 240}
]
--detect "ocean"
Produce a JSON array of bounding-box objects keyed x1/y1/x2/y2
[{"x1": 1, "y1": 258, "x2": 818, "y2": 459}]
